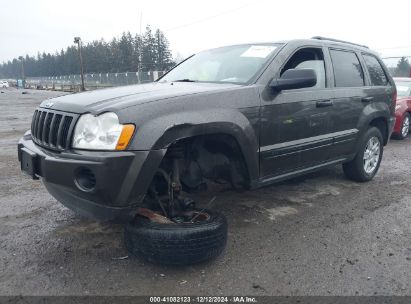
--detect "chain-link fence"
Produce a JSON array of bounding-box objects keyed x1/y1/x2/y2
[{"x1": 25, "y1": 71, "x2": 167, "y2": 92}]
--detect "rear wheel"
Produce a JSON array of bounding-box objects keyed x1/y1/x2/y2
[{"x1": 343, "y1": 127, "x2": 383, "y2": 182}]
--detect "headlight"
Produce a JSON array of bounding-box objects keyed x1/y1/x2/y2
[
  {"x1": 395, "y1": 104, "x2": 401, "y2": 111},
  {"x1": 72, "y1": 112, "x2": 135, "y2": 150}
]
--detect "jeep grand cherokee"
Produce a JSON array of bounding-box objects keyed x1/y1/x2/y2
[{"x1": 18, "y1": 37, "x2": 396, "y2": 264}]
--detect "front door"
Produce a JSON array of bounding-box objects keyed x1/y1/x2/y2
[{"x1": 260, "y1": 47, "x2": 334, "y2": 178}]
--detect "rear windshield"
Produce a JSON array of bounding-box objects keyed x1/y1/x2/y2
[
  {"x1": 395, "y1": 81, "x2": 411, "y2": 97},
  {"x1": 160, "y1": 44, "x2": 281, "y2": 84}
]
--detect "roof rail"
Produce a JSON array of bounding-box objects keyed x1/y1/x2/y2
[{"x1": 311, "y1": 36, "x2": 369, "y2": 49}]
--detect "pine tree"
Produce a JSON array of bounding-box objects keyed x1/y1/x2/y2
[
  {"x1": 141, "y1": 25, "x2": 157, "y2": 72},
  {"x1": 395, "y1": 57, "x2": 410, "y2": 77},
  {"x1": 154, "y1": 29, "x2": 174, "y2": 71},
  {"x1": 118, "y1": 32, "x2": 134, "y2": 72}
]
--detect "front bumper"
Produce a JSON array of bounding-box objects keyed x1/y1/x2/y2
[{"x1": 18, "y1": 132, "x2": 166, "y2": 221}]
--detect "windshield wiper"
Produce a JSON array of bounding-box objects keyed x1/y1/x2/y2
[{"x1": 172, "y1": 79, "x2": 197, "y2": 82}]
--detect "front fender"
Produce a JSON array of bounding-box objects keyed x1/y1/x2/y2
[{"x1": 127, "y1": 108, "x2": 259, "y2": 181}]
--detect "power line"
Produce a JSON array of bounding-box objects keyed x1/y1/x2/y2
[
  {"x1": 164, "y1": 2, "x2": 253, "y2": 32},
  {"x1": 382, "y1": 56, "x2": 411, "y2": 59},
  {"x1": 376, "y1": 45, "x2": 411, "y2": 51}
]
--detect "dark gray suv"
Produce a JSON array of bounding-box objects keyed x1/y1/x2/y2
[{"x1": 18, "y1": 37, "x2": 396, "y2": 264}]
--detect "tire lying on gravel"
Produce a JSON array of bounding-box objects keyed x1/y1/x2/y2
[
  {"x1": 124, "y1": 209, "x2": 227, "y2": 265},
  {"x1": 343, "y1": 126, "x2": 383, "y2": 182}
]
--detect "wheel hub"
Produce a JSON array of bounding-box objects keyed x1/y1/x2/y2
[{"x1": 402, "y1": 116, "x2": 410, "y2": 137}]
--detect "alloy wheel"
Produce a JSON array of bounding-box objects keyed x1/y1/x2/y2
[
  {"x1": 402, "y1": 116, "x2": 410, "y2": 138},
  {"x1": 363, "y1": 136, "x2": 380, "y2": 174}
]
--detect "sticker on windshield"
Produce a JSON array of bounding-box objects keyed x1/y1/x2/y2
[{"x1": 240, "y1": 45, "x2": 277, "y2": 58}]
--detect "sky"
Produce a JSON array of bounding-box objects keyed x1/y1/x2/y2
[{"x1": 0, "y1": 0, "x2": 410, "y2": 67}]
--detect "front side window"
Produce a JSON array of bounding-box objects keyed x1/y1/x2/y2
[
  {"x1": 160, "y1": 44, "x2": 280, "y2": 84},
  {"x1": 281, "y1": 48, "x2": 326, "y2": 88},
  {"x1": 363, "y1": 54, "x2": 388, "y2": 86},
  {"x1": 330, "y1": 49, "x2": 364, "y2": 87}
]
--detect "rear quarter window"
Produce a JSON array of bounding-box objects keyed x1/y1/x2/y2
[
  {"x1": 329, "y1": 49, "x2": 365, "y2": 87},
  {"x1": 362, "y1": 54, "x2": 388, "y2": 86}
]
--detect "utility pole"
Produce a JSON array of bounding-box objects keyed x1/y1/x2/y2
[
  {"x1": 18, "y1": 56, "x2": 25, "y2": 87},
  {"x1": 138, "y1": 11, "x2": 142, "y2": 83},
  {"x1": 74, "y1": 37, "x2": 85, "y2": 91}
]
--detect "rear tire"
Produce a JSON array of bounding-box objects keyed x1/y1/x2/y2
[
  {"x1": 392, "y1": 113, "x2": 410, "y2": 140},
  {"x1": 343, "y1": 127, "x2": 383, "y2": 182},
  {"x1": 124, "y1": 209, "x2": 227, "y2": 265}
]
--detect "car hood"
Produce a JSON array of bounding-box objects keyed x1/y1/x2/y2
[
  {"x1": 39, "y1": 82, "x2": 241, "y2": 114},
  {"x1": 396, "y1": 96, "x2": 411, "y2": 104}
]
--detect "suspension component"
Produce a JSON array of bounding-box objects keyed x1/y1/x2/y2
[
  {"x1": 167, "y1": 142, "x2": 185, "y2": 216},
  {"x1": 167, "y1": 142, "x2": 185, "y2": 159}
]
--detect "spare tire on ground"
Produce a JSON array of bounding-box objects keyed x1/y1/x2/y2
[{"x1": 124, "y1": 209, "x2": 227, "y2": 265}]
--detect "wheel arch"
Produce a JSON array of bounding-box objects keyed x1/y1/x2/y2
[
  {"x1": 369, "y1": 116, "x2": 389, "y2": 145},
  {"x1": 156, "y1": 124, "x2": 259, "y2": 183}
]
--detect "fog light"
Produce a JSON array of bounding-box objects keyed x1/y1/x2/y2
[{"x1": 74, "y1": 167, "x2": 96, "y2": 192}]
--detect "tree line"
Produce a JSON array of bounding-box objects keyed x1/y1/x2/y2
[
  {"x1": 394, "y1": 57, "x2": 411, "y2": 77},
  {"x1": 0, "y1": 26, "x2": 175, "y2": 78}
]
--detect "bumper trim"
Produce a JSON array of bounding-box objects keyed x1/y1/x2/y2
[{"x1": 44, "y1": 182, "x2": 137, "y2": 221}]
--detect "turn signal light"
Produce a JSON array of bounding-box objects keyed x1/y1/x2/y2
[{"x1": 115, "y1": 124, "x2": 135, "y2": 150}]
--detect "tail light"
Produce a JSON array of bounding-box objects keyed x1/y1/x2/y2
[{"x1": 392, "y1": 86, "x2": 397, "y2": 108}]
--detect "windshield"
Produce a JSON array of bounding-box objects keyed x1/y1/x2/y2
[
  {"x1": 160, "y1": 44, "x2": 280, "y2": 84},
  {"x1": 395, "y1": 81, "x2": 411, "y2": 97}
]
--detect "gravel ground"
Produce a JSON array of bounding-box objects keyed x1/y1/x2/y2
[{"x1": 0, "y1": 88, "x2": 410, "y2": 296}]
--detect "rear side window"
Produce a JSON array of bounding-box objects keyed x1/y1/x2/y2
[
  {"x1": 330, "y1": 49, "x2": 364, "y2": 87},
  {"x1": 362, "y1": 54, "x2": 388, "y2": 86}
]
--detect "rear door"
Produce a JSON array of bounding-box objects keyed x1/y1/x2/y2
[
  {"x1": 361, "y1": 53, "x2": 393, "y2": 110},
  {"x1": 327, "y1": 48, "x2": 368, "y2": 158}
]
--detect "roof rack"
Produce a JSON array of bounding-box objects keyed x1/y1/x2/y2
[{"x1": 311, "y1": 36, "x2": 369, "y2": 49}]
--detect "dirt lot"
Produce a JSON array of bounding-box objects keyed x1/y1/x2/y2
[{"x1": 0, "y1": 88, "x2": 410, "y2": 296}]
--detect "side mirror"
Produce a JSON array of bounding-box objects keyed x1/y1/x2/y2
[{"x1": 270, "y1": 68, "x2": 317, "y2": 91}]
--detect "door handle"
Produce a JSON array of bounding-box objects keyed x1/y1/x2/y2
[
  {"x1": 316, "y1": 100, "x2": 333, "y2": 107},
  {"x1": 362, "y1": 96, "x2": 374, "y2": 102}
]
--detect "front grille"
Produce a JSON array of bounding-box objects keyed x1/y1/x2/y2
[{"x1": 31, "y1": 109, "x2": 78, "y2": 151}]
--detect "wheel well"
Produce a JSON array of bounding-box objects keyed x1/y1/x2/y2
[
  {"x1": 369, "y1": 117, "x2": 388, "y2": 145},
  {"x1": 164, "y1": 134, "x2": 250, "y2": 190}
]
